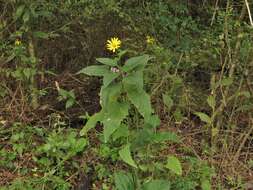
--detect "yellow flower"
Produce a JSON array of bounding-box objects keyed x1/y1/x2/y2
[
  {"x1": 106, "y1": 37, "x2": 121, "y2": 53},
  {"x1": 146, "y1": 35, "x2": 155, "y2": 44},
  {"x1": 15, "y1": 39, "x2": 21, "y2": 46}
]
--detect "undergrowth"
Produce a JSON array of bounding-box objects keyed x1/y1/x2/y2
[{"x1": 0, "y1": 0, "x2": 253, "y2": 189}]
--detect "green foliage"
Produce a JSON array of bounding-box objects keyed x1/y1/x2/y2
[
  {"x1": 37, "y1": 129, "x2": 87, "y2": 159},
  {"x1": 163, "y1": 94, "x2": 174, "y2": 112},
  {"x1": 142, "y1": 180, "x2": 170, "y2": 190},
  {"x1": 1, "y1": 0, "x2": 253, "y2": 189},
  {"x1": 169, "y1": 156, "x2": 214, "y2": 190},
  {"x1": 195, "y1": 112, "x2": 212, "y2": 125},
  {"x1": 79, "y1": 54, "x2": 153, "y2": 142},
  {"x1": 33, "y1": 129, "x2": 87, "y2": 189},
  {"x1": 79, "y1": 50, "x2": 184, "y2": 188},
  {"x1": 119, "y1": 144, "x2": 137, "y2": 168},
  {"x1": 57, "y1": 88, "x2": 76, "y2": 109},
  {"x1": 0, "y1": 148, "x2": 17, "y2": 169},
  {"x1": 0, "y1": 123, "x2": 87, "y2": 189},
  {"x1": 114, "y1": 171, "x2": 171, "y2": 190},
  {"x1": 165, "y1": 156, "x2": 183, "y2": 176},
  {"x1": 114, "y1": 171, "x2": 135, "y2": 190}
]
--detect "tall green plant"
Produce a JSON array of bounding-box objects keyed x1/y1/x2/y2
[
  {"x1": 78, "y1": 53, "x2": 153, "y2": 142},
  {"x1": 5, "y1": 1, "x2": 52, "y2": 108},
  {"x1": 78, "y1": 48, "x2": 183, "y2": 189}
]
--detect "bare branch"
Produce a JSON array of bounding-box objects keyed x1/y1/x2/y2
[{"x1": 245, "y1": 0, "x2": 253, "y2": 26}]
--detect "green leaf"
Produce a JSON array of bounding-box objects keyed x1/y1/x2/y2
[
  {"x1": 74, "y1": 138, "x2": 88, "y2": 152},
  {"x1": 153, "y1": 132, "x2": 181, "y2": 143},
  {"x1": 119, "y1": 144, "x2": 138, "y2": 168},
  {"x1": 23, "y1": 68, "x2": 31, "y2": 79},
  {"x1": 114, "y1": 171, "x2": 135, "y2": 190},
  {"x1": 220, "y1": 77, "x2": 233, "y2": 86},
  {"x1": 96, "y1": 58, "x2": 117, "y2": 66},
  {"x1": 12, "y1": 69, "x2": 22, "y2": 79},
  {"x1": 65, "y1": 99, "x2": 74, "y2": 109},
  {"x1": 195, "y1": 112, "x2": 212, "y2": 124},
  {"x1": 103, "y1": 72, "x2": 120, "y2": 88},
  {"x1": 15, "y1": 5, "x2": 25, "y2": 19},
  {"x1": 0, "y1": 86, "x2": 7, "y2": 98},
  {"x1": 79, "y1": 64, "x2": 119, "y2": 88},
  {"x1": 103, "y1": 101, "x2": 129, "y2": 142},
  {"x1": 23, "y1": 10, "x2": 30, "y2": 23},
  {"x1": 145, "y1": 115, "x2": 160, "y2": 128},
  {"x1": 163, "y1": 94, "x2": 173, "y2": 111},
  {"x1": 165, "y1": 156, "x2": 182, "y2": 176},
  {"x1": 236, "y1": 103, "x2": 253, "y2": 112},
  {"x1": 36, "y1": 10, "x2": 53, "y2": 18},
  {"x1": 23, "y1": 68, "x2": 36, "y2": 79},
  {"x1": 173, "y1": 108, "x2": 184, "y2": 124},
  {"x1": 80, "y1": 112, "x2": 103, "y2": 136},
  {"x1": 100, "y1": 82, "x2": 122, "y2": 108},
  {"x1": 142, "y1": 180, "x2": 171, "y2": 190},
  {"x1": 58, "y1": 89, "x2": 68, "y2": 99},
  {"x1": 112, "y1": 124, "x2": 129, "y2": 141},
  {"x1": 68, "y1": 90, "x2": 75, "y2": 99},
  {"x1": 125, "y1": 88, "x2": 153, "y2": 118},
  {"x1": 77, "y1": 65, "x2": 109, "y2": 76},
  {"x1": 201, "y1": 179, "x2": 211, "y2": 190},
  {"x1": 123, "y1": 71, "x2": 143, "y2": 91},
  {"x1": 33, "y1": 31, "x2": 49, "y2": 39},
  {"x1": 122, "y1": 55, "x2": 150, "y2": 72},
  {"x1": 238, "y1": 91, "x2": 251, "y2": 98},
  {"x1": 131, "y1": 129, "x2": 153, "y2": 148},
  {"x1": 117, "y1": 50, "x2": 128, "y2": 59},
  {"x1": 211, "y1": 127, "x2": 219, "y2": 137},
  {"x1": 207, "y1": 95, "x2": 215, "y2": 110}
]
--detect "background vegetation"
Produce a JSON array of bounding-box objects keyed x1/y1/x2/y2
[{"x1": 0, "y1": 0, "x2": 253, "y2": 189}]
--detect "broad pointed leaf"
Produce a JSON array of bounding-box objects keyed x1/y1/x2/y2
[
  {"x1": 201, "y1": 179, "x2": 211, "y2": 190},
  {"x1": 80, "y1": 112, "x2": 103, "y2": 136},
  {"x1": 163, "y1": 94, "x2": 173, "y2": 111},
  {"x1": 123, "y1": 71, "x2": 143, "y2": 91},
  {"x1": 142, "y1": 180, "x2": 170, "y2": 190},
  {"x1": 103, "y1": 72, "x2": 120, "y2": 88},
  {"x1": 131, "y1": 129, "x2": 153, "y2": 149},
  {"x1": 112, "y1": 124, "x2": 129, "y2": 141},
  {"x1": 145, "y1": 115, "x2": 160, "y2": 128},
  {"x1": 122, "y1": 55, "x2": 150, "y2": 72},
  {"x1": 195, "y1": 112, "x2": 212, "y2": 124},
  {"x1": 15, "y1": 5, "x2": 25, "y2": 19},
  {"x1": 114, "y1": 171, "x2": 135, "y2": 190},
  {"x1": 96, "y1": 58, "x2": 117, "y2": 66},
  {"x1": 22, "y1": 10, "x2": 30, "y2": 23},
  {"x1": 165, "y1": 156, "x2": 182, "y2": 176},
  {"x1": 207, "y1": 95, "x2": 215, "y2": 110},
  {"x1": 119, "y1": 144, "x2": 137, "y2": 168},
  {"x1": 100, "y1": 83, "x2": 122, "y2": 108},
  {"x1": 126, "y1": 88, "x2": 153, "y2": 118},
  {"x1": 103, "y1": 101, "x2": 129, "y2": 142},
  {"x1": 220, "y1": 77, "x2": 233, "y2": 86},
  {"x1": 77, "y1": 65, "x2": 109, "y2": 76}
]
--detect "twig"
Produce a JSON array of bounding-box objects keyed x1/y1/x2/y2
[
  {"x1": 151, "y1": 53, "x2": 184, "y2": 97},
  {"x1": 232, "y1": 118, "x2": 253, "y2": 164},
  {"x1": 245, "y1": 0, "x2": 253, "y2": 26},
  {"x1": 211, "y1": 0, "x2": 219, "y2": 26}
]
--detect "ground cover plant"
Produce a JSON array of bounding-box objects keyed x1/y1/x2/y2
[{"x1": 0, "y1": 0, "x2": 253, "y2": 189}]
